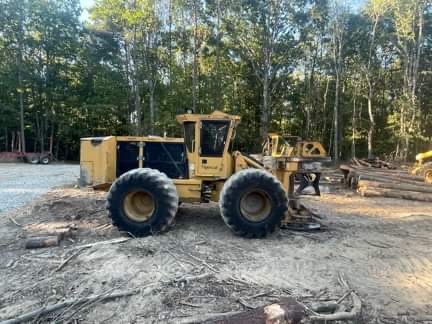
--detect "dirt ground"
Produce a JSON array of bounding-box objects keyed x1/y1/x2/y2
[{"x1": 0, "y1": 184, "x2": 431, "y2": 323}]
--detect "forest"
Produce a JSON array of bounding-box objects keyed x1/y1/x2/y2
[{"x1": 0, "y1": 0, "x2": 431, "y2": 161}]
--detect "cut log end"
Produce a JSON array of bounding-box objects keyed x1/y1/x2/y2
[{"x1": 25, "y1": 235, "x2": 60, "y2": 249}]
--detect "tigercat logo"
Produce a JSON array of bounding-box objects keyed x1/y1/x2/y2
[{"x1": 202, "y1": 165, "x2": 218, "y2": 170}]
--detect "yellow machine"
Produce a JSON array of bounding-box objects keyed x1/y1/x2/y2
[
  {"x1": 411, "y1": 150, "x2": 432, "y2": 184},
  {"x1": 263, "y1": 133, "x2": 327, "y2": 159},
  {"x1": 80, "y1": 111, "x2": 328, "y2": 237}
]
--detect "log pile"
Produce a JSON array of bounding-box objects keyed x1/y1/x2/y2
[
  {"x1": 340, "y1": 163, "x2": 432, "y2": 202},
  {"x1": 350, "y1": 157, "x2": 397, "y2": 169}
]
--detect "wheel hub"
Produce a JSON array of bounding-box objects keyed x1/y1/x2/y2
[
  {"x1": 123, "y1": 190, "x2": 155, "y2": 222},
  {"x1": 240, "y1": 190, "x2": 272, "y2": 222},
  {"x1": 425, "y1": 169, "x2": 432, "y2": 184}
]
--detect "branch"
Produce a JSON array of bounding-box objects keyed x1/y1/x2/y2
[{"x1": 308, "y1": 291, "x2": 361, "y2": 322}]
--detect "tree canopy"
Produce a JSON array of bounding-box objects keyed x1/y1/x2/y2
[{"x1": 0, "y1": 0, "x2": 431, "y2": 161}]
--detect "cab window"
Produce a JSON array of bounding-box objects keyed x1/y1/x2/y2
[{"x1": 200, "y1": 120, "x2": 230, "y2": 157}]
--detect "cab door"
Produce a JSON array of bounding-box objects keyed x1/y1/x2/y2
[{"x1": 196, "y1": 120, "x2": 230, "y2": 177}]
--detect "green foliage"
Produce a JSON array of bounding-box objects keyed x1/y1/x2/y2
[{"x1": 0, "y1": 0, "x2": 431, "y2": 160}]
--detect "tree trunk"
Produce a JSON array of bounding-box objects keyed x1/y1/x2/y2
[
  {"x1": 134, "y1": 75, "x2": 141, "y2": 135},
  {"x1": 262, "y1": 75, "x2": 270, "y2": 139},
  {"x1": 351, "y1": 93, "x2": 356, "y2": 158},
  {"x1": 131, "y1": 28, "x2": 142, "y2": 135},
  {"x1": 11, "y1": 132, "x2": 15, "y2": 151},
  {"x1": 367, "y1": 77, "x2": 375, "y2": 159},
  {"x1": 49, "y1": 121, "x2": 54, "y2": 154},
  {"x1": 333, "y1": 70, "x2": 340, "y2": 162},
  {"x1": 321, "y1": 76, "x2": 330, "y2": 143},
  {"x1": 4, "y1": 128, "x2": 8, "y2": 151},
  {"x1": 366, "y1": 17, "x2": 379, "y2": 159},
  {"x1": 192, "y1": 0, "x2": 199, "y2": 112},
  {"x1": 149, "y1": 85, "x2": 155, "y2": 135},
  {"x1": 214, "y1": 0, "x2": 221, "y2": 111},
  {"x1": 168, "y1": 0, "x2": 173, "y2": 117},
  {"x1": 17, "y1": 2, "x2": 26, "y2": 153},
  {"x1": 331, "y1": 10, "x2": 343, "y2": 163}
]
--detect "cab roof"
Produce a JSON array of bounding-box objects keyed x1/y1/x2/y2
[{"x1": 176, "y1": 110, "x2": 241, "y2": 126}]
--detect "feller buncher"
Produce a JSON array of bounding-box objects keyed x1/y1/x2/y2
[
  {"x1": 411, "y1": 150, "x2": 432, "y2": 184},
  {"x1": 80, "y1": 111, "x2": 328, "y2": 238}
]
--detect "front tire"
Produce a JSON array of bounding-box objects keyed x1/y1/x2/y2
[
  {"x1": 421, "y1": 162, "x2": 432, "y2": 184},
  {"x1": 219, "y1": 169, "x2": 288, "y2": 238},
  {"x1": 107, "y1": 168, "x2": 178, "y2": 236}
]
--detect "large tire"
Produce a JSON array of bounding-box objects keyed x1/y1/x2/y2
[
  {"x1": 219, "y1": 169, "x2": 288, "y2": 238},
  {"x1": 420, "y1": 162, "x2": 432, "y2": 184},
  {"x1": 107, "y1": 168, "x2": 178, "y2": 236}
]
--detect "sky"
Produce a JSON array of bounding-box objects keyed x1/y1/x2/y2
[
  {"x1": 80, "y1": 0, "x2": 94, "y2": 21},
  {"x1": 79, "y1": 0, "x2": 365, "y2": 21},
  {"x1": 80, "y1": 0, "x2": 94, "y2": 10}
]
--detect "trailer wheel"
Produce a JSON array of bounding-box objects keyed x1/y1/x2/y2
[
  {"x1": 40, "y1": 156, "x2": 51, "y2": 165},
  {"x1": 27, "y1": 155, "x2": 40, "y2": 164},
  {"x1": 219, "y1": 169, "x2": 287, "y2": 238},
  {"x1": 107, "y1": 168, "x2": 178, "y2": 236}
]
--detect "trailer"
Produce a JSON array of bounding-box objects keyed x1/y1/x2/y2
[{"x1": 0, "y1": 151, "x2": 53, "y2": 164}]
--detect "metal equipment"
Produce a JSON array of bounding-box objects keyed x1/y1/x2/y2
[
  {"x1": 412, "y1": 150, "x2": 432, "y2": 184},
  {"x1": 80, "y1": 111, "x2": 328, "y2": 237}
]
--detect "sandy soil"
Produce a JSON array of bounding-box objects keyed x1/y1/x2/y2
[{"x1": 0, "y1": 185, "x2": 431, "y2": 323}]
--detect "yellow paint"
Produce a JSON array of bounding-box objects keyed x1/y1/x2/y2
[
  {"x1": 174, "y1": 178, "x2": 202, "y2": 202},
  {"x1": 177, "y1": 110, "x2": 240, "y2": 180},
  {"x1": 263, "y1": 134, "x2": 327, "y2": 159},
  {"x1": 80, "y1": 136, "x2": 117, "y2": 186},
  {"x1": 415, "y1": 151, "x2": 432, "y2": 165}
]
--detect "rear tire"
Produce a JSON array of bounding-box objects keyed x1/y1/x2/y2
[
  {"x1": 421, "y1": 162, "x2": 432, "y2": 184},
  {"x1": 219, "y1": 169, "x2": 288, "y2": 238},
  {"x1": 107, "y1": 168, "x2": 178, "y2": 236}
]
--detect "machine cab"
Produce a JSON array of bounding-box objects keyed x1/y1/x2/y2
[{"x1": 176, "y1": 111, "x2": 240, "y2": 179}]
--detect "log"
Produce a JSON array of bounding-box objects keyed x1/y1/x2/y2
[
  {"x1": 340, "y1": 165, "x2": 425, "y2": 187},
  {"x1": 179, "y1": 297, "x2": 305, "y2": 324},
  {"x1": 351, "y1": 158, "x2": 363, "y2": 167},
  {"x1": 358, "y1": 188, "x2": 432, "y2": 203},
  {"x1": 310, "y1": 301, "x2": 338, "y2": 313},
  {"x1": 28, "y1": 228, "x2": 74, "y2": 240},
  {"x1": 25, "y1": 235, "x2": 60, "y2": 249},
  {"x1": 350, "y1": 166, "x2": 424, "y2": 182},
  {"x1": 355, "y1": 158, "x2": 371, "y2": 168},
  {"x1": 358, "y1": 174, "x2": 423, "y2": 187},
  {"x1": 358, "y1": 180, "x2": 432, "y2": 194},
  {"x1": 339, "y1": 165, "x2": 354, "y2": 185}
]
